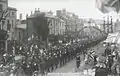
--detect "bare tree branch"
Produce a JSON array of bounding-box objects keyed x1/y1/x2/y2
[
  {"x1": 0, "y1": 9, "x2": 9, "y2": 22},
  {"x1": 0, "y1": 11, "x2": 5, "y2": 22}
]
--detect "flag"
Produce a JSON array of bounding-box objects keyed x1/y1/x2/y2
[
  {"x1": 95, "y1": 0, "x2": 118, "y2": 13},
  {"x1": 105, "y1": 0, "x2": 120, "y2": 13},
  {"x1": 111, "y1": 0, "x2": 120, "y2": 13}
]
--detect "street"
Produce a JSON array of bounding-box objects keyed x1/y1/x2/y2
[{"x1": 53, "y1": 42, "x2": 105, "y2": 73}]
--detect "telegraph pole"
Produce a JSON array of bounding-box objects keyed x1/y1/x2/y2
[
  {"x1": 103, "y1": 17, "x2": 106, "y2": 33},
  {"x1": 110, "y1": 16, "x2": 113, "y2": 33},
  {"x1": 75, "y1": 17, "x2": 77, "y2": 41},
  {"x1": 107, "y1": 16, "x2": 109, "y2": 34}
]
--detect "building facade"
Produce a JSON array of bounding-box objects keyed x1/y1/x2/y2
[
  {"x1": 0, "y1": 1, "x2": 17, "y2": 40},
  {"x1": 6, "y1": 7, "x2": 17, "y2": 40},
  {"x1": 0, "y1": 0, "x2": 8, "y2": 12},
  {"x1": 14, "y1": 24, "x2": 27, "y2": 44},
  {"x1": 114, "y1": 19, "x2": 120, "y2": 32},
  {"x1": 0, "y1": 0, "x2": 8, "y2": 50},
  {"x1": 27, "y1": 10, "x2": 66, "y2": 39},
  {"x1": 94, "y1": 19, "x2": 104, "y2": 30},
  {"x1": 56, "y1": 9, "x2": 82, "y2": 32},
  {"x1": 48, "y1": 16, "x2": 65, "y2": 35}
]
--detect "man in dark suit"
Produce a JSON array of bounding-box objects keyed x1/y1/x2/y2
[
  {"x1": 76, "y1": 53, "x2": 80, "y2": 68},
  {"x1": 95, "y1": 66, "x2": 109, "y2": 76},
  {"x1": 93, "y1": 62, "x2": 109, "y2": 76},
  {"x1": 104, "y1": 45, "x2": 111, "y2": 57}
]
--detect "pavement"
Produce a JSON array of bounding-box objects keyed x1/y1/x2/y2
[{"x1": 52, "y1": 42, "x2": 106, "y2": 73}]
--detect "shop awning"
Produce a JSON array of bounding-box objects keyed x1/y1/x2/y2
[{"x1": 103, "y1": 32, "x2": 120, "y2": 44}]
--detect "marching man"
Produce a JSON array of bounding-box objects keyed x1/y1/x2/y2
[{"x1": 76, "y1": 53, "x2": 81, "y2": 69}]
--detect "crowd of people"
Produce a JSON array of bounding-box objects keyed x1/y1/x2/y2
[
  {"x1": 82, "y1": 43, "x2": 120, "y2": 76},
  {"x1": 20, "y1": 38, "x2": 98, "y2": 76},
  {"x1": 74, "y1": 41, "x2": 120, "y2": 76},
  {"x1": 103, "y1": 43, "x2": 120, "y2": 76},
  {"x1": 0, "y1": 35, "x2": 106, "y2": 76},
  {"x1": 20, "y1": 39, "x2": 101, "y2": 75}
]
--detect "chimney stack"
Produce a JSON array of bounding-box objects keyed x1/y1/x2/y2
[
  {"x1": 26, "y1": 14, "x2": 28, "y2": 18},
  {"x1": 20, "y1": 13, "x2": 22, "y2": 20},
  {"x1": 31, "y1": 11, "x2": 33, "y2": 15},
  {"x1": 38, "y1": 8, "x2": 40, "y2": 13},
  {"x1": 35, "y1": 8, "x2": 37, "y2": 13},
  {"x1": 35, "y1": 8, "x2": 37, "y2": 11}
]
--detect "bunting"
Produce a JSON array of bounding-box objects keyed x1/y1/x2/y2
[
  {"x1": 111, "y1": 0, "x2": 120, "y2": 13},
  {"x1": 95, "y1": 0, "x2": 120, "y2": 13}
]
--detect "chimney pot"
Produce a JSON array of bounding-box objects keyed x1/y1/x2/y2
[
  {"x1": 26, "y1": 14, "x2": 28, "y2": 18},
  {"x1": 31, "y1": 11, "x2": 33, "y2": 15},
  {"x1": 20, "y1": 13, "x2": 22, "y2": 20},
  {"x1": 38, "y1": 8, "x2": 40, "y2": 12}
]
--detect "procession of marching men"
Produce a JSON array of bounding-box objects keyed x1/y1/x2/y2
[
  {"x1": 2, "y1": 38, "x2": 102, "y2": 76},
  {"x1": 75, "y1": 42, "x2": 120, "y2": 76},
  {"x1": 0, "y1": 33, "x2": 106, "y2": 76}
]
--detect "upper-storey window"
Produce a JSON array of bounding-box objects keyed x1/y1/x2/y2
[{"x1": 12, "y1": 12, "x2": 15, "y2": 16}]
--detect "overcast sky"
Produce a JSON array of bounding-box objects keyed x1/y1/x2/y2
[{"x1": 8, "y1": 0, "x2": 119, "y2": 20}]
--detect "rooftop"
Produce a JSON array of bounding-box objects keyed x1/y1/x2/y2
[
  {"x1": 16, "y1": 24, "x2": 26, "y2": 29},
  {"x1": 8, "y1": 7, "x2": 17, "y2": 11}
]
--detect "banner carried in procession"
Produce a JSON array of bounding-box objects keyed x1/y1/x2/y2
[
  {"x1": 47, "y1": 72, "x2": 95, "y2": 76},
  {"x1": 95, "y1": 0, "x2": 120, "y2": 13},
  {"x1": 47, "y1": 69, "x2": 95, "y2": 76}
]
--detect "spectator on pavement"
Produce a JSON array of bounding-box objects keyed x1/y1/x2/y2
[
  {"x1": 106, "y1": 55, "x2": 114, "y2": 73},
  {"x1": 104, "y1": 45, "x2": 111, "y2": 57}
]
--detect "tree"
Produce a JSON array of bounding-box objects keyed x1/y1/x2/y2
[
  {"x1": 0, "y1": 9, "x2": 9, "y2": 50},
  {"x1": 0, "y1": 9, "x2": 9, "y2": 23},
  {"x1": 0, "y1": 9, "x2": 9, "y2": 38}
]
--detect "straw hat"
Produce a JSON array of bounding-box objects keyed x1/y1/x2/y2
[
  {"x1": 96, "y1": 62, "x2": 106, "y2": 68},
  {"x1": 98, "y1": 56, "x2": 106, "y2": 63}
]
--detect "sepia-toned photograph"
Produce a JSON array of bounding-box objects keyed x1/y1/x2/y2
[{"x1": 0, "y1": 0, "x2": 120, "y2": 76}]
